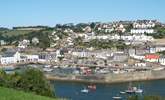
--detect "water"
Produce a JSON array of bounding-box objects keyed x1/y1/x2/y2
[{"x1": 53, "y1": 80, "x2": 165, "y2": 100}]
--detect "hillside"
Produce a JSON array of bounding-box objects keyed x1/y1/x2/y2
[
  {"x1": 0, "y1": 30, "x2": 33, "y2": 37},
  {"x1": 0, "y1": 87, "x2": 59, "y2": 100}
]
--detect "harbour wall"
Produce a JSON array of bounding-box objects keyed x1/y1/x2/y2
[{"x1": 46, "y1": 70, "x2": 165, "y2": 84}]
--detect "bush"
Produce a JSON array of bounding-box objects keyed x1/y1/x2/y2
[
  {"x1": 143, "y1": 96, "x2": 162, "y2": 100},
  {"x1": 128, "y1": 95, "x2": 163, "y2": 100},
  {"x1": 0, "y1": 68, "x2": 54, "y2": 97}
]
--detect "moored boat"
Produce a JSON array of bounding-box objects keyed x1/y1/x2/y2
[
  {"x1": 88, "y1": 84, "x2": 96, "y2": 90},
  {"x1": 81, "y1": 88, "x2": 89, "y2": 93},
  {"x1": 135, "y1": 86, "x2": 143, "y2": 93},
  {"x1": 135, "y1": 89, "x2": 143, "y2": 93},
  {"x1": 119, "y1": 91, "x2": 126, "y2": 94},
  {"x1": 125, "y1": 82, "x2": 136, "y2": 94},
  {"x1": 112, "y1": 95, "x2": 122, "y2": 100},
  {"x1": 125, "y1": 83, "x2": 143, "y2": 94}
]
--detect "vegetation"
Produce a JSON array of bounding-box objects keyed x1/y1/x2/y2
[
  {"x1": 27, "y1": 31, "x2": 51, "y2": 49},
  {"x1": 0, "y1": 86, "x2": 59, "y2": 100},
  {"x1": 128, "y1": 95, "x2": 164, "y2": 100},
  {"x1": 125, "y1": 24, "x2": 133, "y2": 32},
  {"x1": 158, "y1": 51, "x2": 165, "y2": 55},
  {"x1": 0, "y1": 30, "x2": 32, "y2": 45},
  {"x1": 1, "y1": 48, "x2": 7, "y2": 52},
  {"x1": 146, "y1": 27, "x2": 165, "y2": 39},
  {"x1": 74, "y1": 38, "x2": 127, "y2": 50},
  {"x1": 13, "y1": 26, "x2": 50, "y2": 30},
  {"x1": 0, "y1": 27, "x2": 9, "y2": 31},
  {"x1": 0, "y1": 68, "x2": 54, "y2": 97},
  {"x1": 0, "y1": 29, "x2": 53, "y2": 49}
]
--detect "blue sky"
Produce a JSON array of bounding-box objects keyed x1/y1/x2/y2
[{"x1": 0, "y1": 0, "x2": 165, "y2": 28}]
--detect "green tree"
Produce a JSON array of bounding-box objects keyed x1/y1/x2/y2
[
  {"x1": 1, "y1": 48, "x2": 7, "y2": 52},
  {"x1": 0, "y1": 68, "x2": 54, "y2": 98},
  {"x1": 20, "y1": 68, "x2": 54, "y2": 97},
  {"x1": 128, "y1": 95, "x2": 138, "y2": 100}
]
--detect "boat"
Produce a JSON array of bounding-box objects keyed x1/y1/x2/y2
[
  {"x1": 135, "y1": 86, "x2": 143, "y2": 93},
  {"x1": 119, "y1": 91, "x2": 126, "y2": 94},
  {"x1": 125, "y1": 83, "x2": 136, "y2": 94},
  {"x1": 88, "y1": 84, "x2": 96, "y2": 90},
  {"x1": 125, "y1": 89, "x2": 135, "y2": 94},
  {"x1": 53, "y1": 66, "x2": 59, "y2": 68},
  {"x1": 112, "y1": 95, "x2": 122, "y2": 100},
  {"x1": 135, "y1": 88, "x2": 143, "y2": 93},
  {"x1": 125, "y1": 83, "x2": 143, "y2": 94},
  {"x1": 81, "y1": 88, "x2": 89, "y2": 93}
]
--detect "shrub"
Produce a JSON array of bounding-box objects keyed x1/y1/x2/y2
[{"x1": 0, "y1": 68, "x2": 54, "y2": 97}]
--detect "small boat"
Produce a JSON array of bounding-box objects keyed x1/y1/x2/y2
[
  {"x1": 135, "y1": 89, "x2": 143, "y2": 93},
  {"x1": 120, "y1": 91, "x2": 126, "y2": 94},
  {"x1": 112, "y1": 95, "x2": 122, "y2": 100},
  {"x1": 125, "y1": 83, "x2": 136, "y2": 94},
  {"x1": 88, "y1": 84, "x2": 96, "y2": 90},
  {"x1": 125, "y1": 86, "x2": 138, "y2": 94},
  {"x1": 125, "y1": 89, "x2": 135, "y2": 94},
  {"x1": 53, "y1": 66, "x2": 59, "y2": 68},
  {"x1": 125, "y1": 83, "x2": 143, "y2": 94},
  {"x1": 135, "y1": 86, "x2": 143, "y2": 93},
  {"x1": 81, "y1": 88, "x2": 89, "y2": 93}
]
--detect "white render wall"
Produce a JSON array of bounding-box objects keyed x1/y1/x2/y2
[
  {"x1": 26, "y1": 55, "x2": 39, "y2": 62},
  {"x1": 85, "y1": 34, "x2": 154, "y2": 42},
  {"x1": 0, "y1": 57, "x2": 16, "y2": 65},
  {"x1": 131, "y1": 29, "x2": 154, "y2": 34},
  {"x1": 0, "y1": 52, "x2": 21, "y2": 65}
]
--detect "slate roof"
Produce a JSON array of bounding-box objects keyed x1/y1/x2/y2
[{"x1": 1, "y1": 51, "x2": 17, "y2": 57}]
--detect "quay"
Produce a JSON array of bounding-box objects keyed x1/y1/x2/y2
[{"x1": 46, "y1": 70, "x2": 165, "y2": 84}]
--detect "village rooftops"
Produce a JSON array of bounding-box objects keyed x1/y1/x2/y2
[
  {"x1": 1, "y1": 51, "x2": 18, "y2": 57},
  {"x1": 1, "y1": 48, "x2": 18, "y2": 57}
]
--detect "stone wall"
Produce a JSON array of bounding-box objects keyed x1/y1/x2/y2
[
  {"x1": 47, "y1": 70, "x2": 165, "y2": 83},
  {"x1": 105, "y1": 70, "x2": 165, "y2": 83}
]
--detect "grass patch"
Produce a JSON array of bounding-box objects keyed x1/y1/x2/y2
[
  {"x1": 0, "y1": 87, "x2": 60, "y2": 100},
  {"x1": 0, "y1": 30, "x2": 33, "y2": 37}
]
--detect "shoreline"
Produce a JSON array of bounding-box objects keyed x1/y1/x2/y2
[
  {"x1": 46, "y1": 70, "x2": 165, "y2": 84},
  {"x1": 47, "y1": 76, "x2": 165, "y2": 84}
]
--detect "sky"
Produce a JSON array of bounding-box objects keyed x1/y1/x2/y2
[{"x1": 0, "y1": 0, "x2": 165, "y2": 28}]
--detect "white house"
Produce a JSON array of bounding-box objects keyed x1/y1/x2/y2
[
  {"x1": 25, "y1": 55, "x2": 39, "y2": 62},
  {"x1": 72, "y1": 51, "x2": 89, "y2": 58},
  {"x1": 72, "y1": 50, "x2": 113, "y2": 59},
  {"x1": 131, "y1": 29, "x2": 154, "y2": 34},
  {"x1": 133, "y1": 21, "x2": 155, "y2": 29},
  {"x1": 115, "y1": 24, "x2": 126, "y2": 33},
  {"x1": 0, "y1": 51, "x2": 20, "y2": 65},
  {"x1": 130, "y1": 54, "x2": 145, "y2": 60},
  {"x1": 0, "y1": 40, "x2": 6, "y2": 46},
  {"x1": 85, "y1": 33, "x2": 153, "y2": 42},
  {"x1": 149, "y1": 46, "x2": 165, "y2": 53},
  {"x1": 32, "y1": 37, "x2": 39, "y2": 45},
  {"x1": 18, "y1": 39, "x2": 30, "y2": 49},
  {"x1": 135, "y1": 63, "x2": 146, "y2": 67},
  {"x1": 159, "y1": 56, "x2": 165, "y2": 65}
]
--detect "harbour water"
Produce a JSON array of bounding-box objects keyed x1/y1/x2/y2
[{"x1": 53, "y1": 79, "x2": 165, "y2": 100}]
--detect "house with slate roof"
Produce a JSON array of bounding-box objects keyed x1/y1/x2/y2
[{"x1": 0, "y1": 51, "x2": 20, "y2": 65}]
